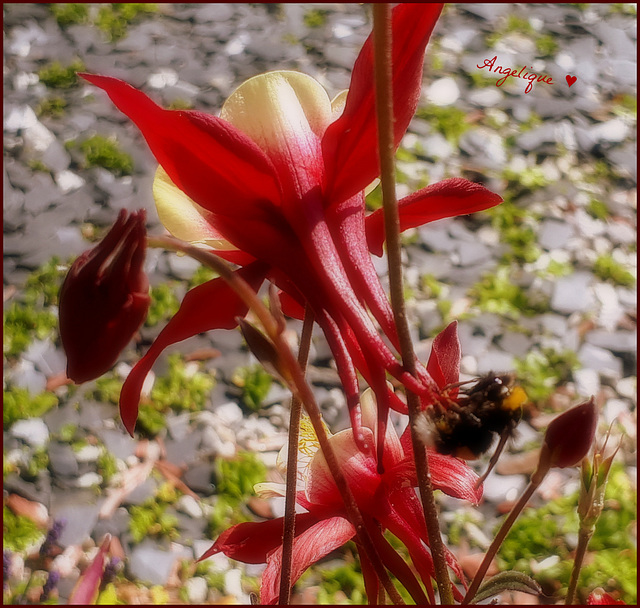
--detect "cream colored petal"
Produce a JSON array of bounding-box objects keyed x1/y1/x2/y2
[
  {"x1": 330, "y1": 90, "x2": 348, "y2": 121},
  {"x1": 253, "y1": 482, "x2": 286, "y2": 499},
  {"x1": 153, "y1": 166, "x2": 237, "y2": 250},
  {"x1": 220, "y1": 71, "x2": 332, "y2": 153}
]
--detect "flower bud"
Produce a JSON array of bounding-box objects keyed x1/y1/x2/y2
[
  {"x1": 59, "y1": 210, "x2": 150, "y2": 383},
  {"x1": 539, "y1": 397, "x2": 598, "y2": 472}
]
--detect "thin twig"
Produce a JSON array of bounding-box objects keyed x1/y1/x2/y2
[
  {"x1": 372, "y1": 4, "x2": 453, "y2": 604},
  {"x1": 278, "y1": 306, "x2": 314, "y2": 604}
]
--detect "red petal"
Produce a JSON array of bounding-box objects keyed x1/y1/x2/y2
[
  {"x1": 588, "y1": 589, "x2": 626, "y2": 605},
  {"x1": 119, "y1": 262, "x2": 267, "y2": 435},
  {"x1": 68, "y1": 535, "x2": 111, "y2": 604},
  {"x1": 80, "y1": 74, "x2": 281, "y2": 219},
  {"x1": 198, "y1": 512, "x2": 321, "y2": 565},
  {"x1": 323, "y1": 4, "x2": 444, "y2": 203},
  {"x1": 366, "y1": 177, "x2": 503, "y2": 256},
  {"x1": 427, "y1": 320, "x2": 461, "y2": 392},
  {"x1": 260, "y1": 516, "x2": 356, "y2": 604}
]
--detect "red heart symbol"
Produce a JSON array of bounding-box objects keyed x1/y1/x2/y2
[{"x1": 566, "y1": 75, "x2": 577, "y2": 87}]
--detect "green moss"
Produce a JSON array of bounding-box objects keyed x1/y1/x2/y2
[
  {"x1": 50, "y1": 3, "x2": 90, "y2": 27},
  {"x1": 129, "y1": 500, "x2": 179, "y2": 544},
  {"x1": 27, "y1": 159, "x2": 51, "y2": 173},
  {"x1": 365, "y1": 184, "x2": 383, "y2": 212},
  {"x1": 3, "y1": 506, "x2": 46, "y2": 552},
  {"x1": 609, "y1": 3, "x2": 637, "y2": 15},
  {"x1": 498, "y1": 463, "x2": 636, "y2": 604},
  {"x1": 137, "y1": 403, "x2": 167, "y2": 437},
  {"x1": 468, "y1": 266, "x2": 548, "y2": 318},
  {"x1": 97, "y1": 450, "x2": 119, "y2": 484},
  {"x1": 231, "y1": 364, "x2": 273, "y2": 412},
  {"x1": 188, "y1": 266, "x2": 218, "y2": 290},
  {"x1": 303, "y1": 8, "x2": 328, "y2": 28},
  {"x1": 166, "y1": 98, "x2": 194, "y2": 110},
  {"x1": 612, "y1": 93, "x2": 637, "y2": 119},
  {"x1": 146, "y1": 283, "x2": 180, "y2": 327},
  {"x1": 36, "y1": 96, "x2": 68, "y2": 118},
  {"x1": 415, "y1": 106, "x2": 469, "y2": 145},
  {"x1": 38, "y1": 59, "x2": 85, "y2": 89},
  {"x1": 535, "y1": 34, "x2": 559, "y2": 57},
  {"x1": 542, "y1": 259, "x2": 573, "y2": 278},
  {"x1": 487, "y1": 200, "x2": 541, "y2": 264},
  {"x1": 514, "y1": 347, "x2": 580, "y2": 404},
  {"x1": 96, "y1": 3, "x2": 159, "y2": 42},
  {"x1": 3, "y1": 387, "x2": 58, "y2": 428},
  {"x1": 3, "y1": 304, "x2": 58, "y2": 358},
  {"x1": 206, "y1": 494, "x2": 252, "y2": 538},
  {"x1": 592, "y1": 254, "x2": 635, "y2": 288},
  {"x1": 24, "y1": 448, "x2": 50, "y2": 479},
  {"x1": 151, "y1": 354, "x2": 215, "y2": 413},
  {"x1": 216, "y1": 451, "x2": 267, "y2": 502},
  {"x1": 90, "y1": 374, "x2": 123, "y2": 404},
  {"x1": 586, "y1": 199, "x2": 610, "y2": 220},
  {"x1": 316, "y1": 561, "x2": 366, "y2": 604},
  {"x1": 24, "y1": 257, "x2": 68, "y2": 308},
  {"x1": 78, "y1": 135, "x2": 134, "y2": 176}
]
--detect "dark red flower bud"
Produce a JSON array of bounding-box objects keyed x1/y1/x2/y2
[
  {"x1": 542, "y1": 397, "x2": 598, "y2": 469},
  {"x1": 59, "y1": 209, "x2": 150, "y2": 383}
]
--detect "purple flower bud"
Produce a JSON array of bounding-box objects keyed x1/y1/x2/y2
[
  {"x1": 40, "y1": 570, "x2": 61, "y2": 601},
  {"x1": 39, "y1": 519, "x2": 67, "y2": 558},
  {"x1": 3, "y1": 550, "x2": 11, "y2": 591}
]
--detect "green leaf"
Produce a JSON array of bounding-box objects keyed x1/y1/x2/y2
[{"x1": 472, "y1": 570, "x2": 542, "y2": 604}]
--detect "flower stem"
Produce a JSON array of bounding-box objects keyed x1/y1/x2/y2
[
  {"x1": 565, "y1": 526, "x2": 593, "y2": 605},
  {"x1": 372, "y1": 4, "x2": 453, "y2": 604},
  {"x1": 149, "y1": 236, "x2": 404, "y2": 604},
  {"x1": 462, "y1": 463, "x2": 549, "y2": 604},
  {"x1": 278, "y1": 306, "x2": 314, "y2": 605}
]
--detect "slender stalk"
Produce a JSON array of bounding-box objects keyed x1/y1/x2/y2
[
  {"x1": 278, "y1": 307, "x2": 314, "y2": 605},
  {"x1": 462, "y1": 465, "x2": 548, "y2": 604},
  {"x1": 372, "y1": 4, "x2": 453, "y2": 604},
  {"x1": 565, "y1": 527, "x2": 593, "y2": 605},
  {"x1": 149, "y1": 236, "x2": 404, "y2": 604}
]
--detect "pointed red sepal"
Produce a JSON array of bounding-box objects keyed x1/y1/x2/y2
[
  {"x1": 323, "y1": 3, "x2": 444, "y2": 203},
  {"x1": 427, "y1": 320, "x2": 461, "y2": 394},
  {"x1": 366, "y1": 177, "x2": 503, "y2": 256},
  {"x1": 119, "y1": 262, "x2": 267, "y2": 435}
]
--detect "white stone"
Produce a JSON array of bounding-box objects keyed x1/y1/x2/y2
[
  {"x1": 4, "y1": 105, "x2": 38, "y2": 132},
  {"x1": 578, "y1": 343, "x2": 622, "y2": 378},
  {"x1": 225, "y1": 33, "x2": 250, "y2": 56},
  {"x1": 185, "y1": 577, "x2": 209, "y2": 604},
  {"x1": 225, "y1": 568, "x2": 250, "y2": 603},
  {"x1": 589, "y1": 119, "x2": 629, "y2": 143},
  {"x1": 10, "y1": 418, "x2": 50, "y2": 448},
  {"x1": 177, "y1": 495, "x2": 203, "y2": 519},
  {"x1": 573, "y1": 368, "x2": 600, "y2": 399},
  {"x1": 551, "y1": 272, "x2": 594, "y2": 314},
  {"x1": 75, "y1": 472, "x2": 103, "y2": 488},
  {"x1": 74, "y1": 445, "x2": 103, "y2": 463},
  {"x1": 148, "y1": 69, "x2": 179, "y2": 89},
  {"x1": 425, "y1": 77, "x2": 460, "y2": 106},
  {"x1": 616, "y1": 377, "x2": 636, "y2": 400},
  {"x1": 23, "y1": 121, "x2": 55, "y2": 153},
  {"x1": 538, "y1": 219, "x2": 575, "y2": 250},
  {"x1": 55, "y1": 170, "x2": 86, "y2": 193}
]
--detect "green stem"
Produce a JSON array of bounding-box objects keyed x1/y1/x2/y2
[
  {"x1": 462, "y1": 463, "x2": 550, "y2": 604},
  {"x1": 565, "y1": 526, "x2": 593, "y2": 605},
  {"x1": 148, "y1": 236, "x2": 404, "y2": 604},
  {"x1": 372, "y1": 4, "x2": 453, "y2": 604},
  {"x1": 278, "y1": 307, "x2": 314, "y2": 605}
]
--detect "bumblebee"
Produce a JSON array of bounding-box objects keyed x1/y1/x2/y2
[{"x1": 418, "y1": 372, "x2": 528, "y2": 484}]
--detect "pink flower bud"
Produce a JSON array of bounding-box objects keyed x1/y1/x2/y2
[
  {"x1": 59, "y1": 210, "x2": 150, "y2": 383},
  {"x1": 542, "y1": 397, "x2": 598, "y2": 469}
]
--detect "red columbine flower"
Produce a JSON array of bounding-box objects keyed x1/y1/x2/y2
[
  {"x1": 80, "y1": 4, "x2": 502, "y2": 435},
  {"x1": 59, "y1": 209, "x2": 150, "y2": 383},
  {"x1": 587, "y1": 588, "x2": 626, "y2": 605},
  {"x1": 200, "y1": 388, "x2": 482, "y2": 604}
]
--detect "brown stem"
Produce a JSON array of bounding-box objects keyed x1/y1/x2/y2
[
  {"x1": 148, "y1": 235, "x2": 404, "y2": 604},
  {"x1": 565, "y1": 526, "x2": 593, "y2": 605},
  {"x1": 278, "y1": 307, "x2": 314, "y2": 605},
  {"x1": 462, "y1": 464, "x2": 548, "y2": 604},
  {"x1": 372, "y1": 4, "x2": 453, "y2": 604}
]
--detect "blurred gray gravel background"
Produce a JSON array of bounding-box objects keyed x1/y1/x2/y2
[{"x1": 3, "y1": 3, "x2": 637, "y2": 603}]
